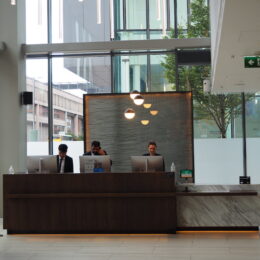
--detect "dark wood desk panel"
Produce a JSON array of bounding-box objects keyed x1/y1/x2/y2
[{"x1": 3, "y1": 172, "x2": 176, "y2": 234}]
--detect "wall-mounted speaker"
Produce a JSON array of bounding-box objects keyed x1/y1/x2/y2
[{"x1": 21, "y1": 91, "x2": 33, "y2": 105}]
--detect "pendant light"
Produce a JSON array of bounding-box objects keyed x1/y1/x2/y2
[
  {"x1": 133, "y1": 95, "x2": 144, "y2": 106},
  {"x1": 124, "y1": 108, "x2": 135, "y2": 119}
]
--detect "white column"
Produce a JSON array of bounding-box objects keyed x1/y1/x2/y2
[{"x1": 0, "y1": 0, "x2": 26, "y2": 216}]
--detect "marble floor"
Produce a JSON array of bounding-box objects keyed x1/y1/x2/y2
[{"x1": 1, "y1": 221, "x2": 260, "y2": 260}]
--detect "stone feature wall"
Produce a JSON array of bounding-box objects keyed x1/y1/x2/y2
[{"x1": 84, "y1": 92, "x2": 193, "y2": 172}]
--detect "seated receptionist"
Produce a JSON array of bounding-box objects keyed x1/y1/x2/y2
[
  {"x1": 143, "y1": 141, "x2": 165, "y2": 171},
  {"x1": 57, "y1": 144, "x2": 74, "y2": 173},
  {"x1": 84, "y1": 140, "x2": 108, "y2": 156},
  {"x1": 143, "y1": 141, "x2": 161, "y2": 156}
]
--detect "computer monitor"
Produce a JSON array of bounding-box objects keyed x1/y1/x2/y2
[
  {"x1": 147, "y1": 156, "x2": 164, "y2": 172},
  {"x1": 131, "y1": 156, "x2": 148, "y2": 172},
  {"x1": 40, "y1": 155, "x2": 57, "y2": 173},
  {"x1": 27, "y1": 155, "x2": 56, "y2": 173},
  {"x1": 131, "y1": 156, "x2": 165, "y2": 172},
  {"x1": 27, "y1": 156, "x2": 42, "y2": 173},
  {"x1": 79, "y1": 155, "x2": 111, "y2": 173}
]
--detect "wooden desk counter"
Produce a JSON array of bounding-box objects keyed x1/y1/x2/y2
[{"x1": 3, "y1": 172, "x2": 176, "y2": 234}]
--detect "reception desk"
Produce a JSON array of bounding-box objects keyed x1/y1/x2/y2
[{"x1": 3, "y1": 172, "x2": 176, "y2": 234}]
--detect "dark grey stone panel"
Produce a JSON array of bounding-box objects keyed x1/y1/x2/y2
[{"x1": 84, "y1": 93, "x2": 193, "y2": 173}]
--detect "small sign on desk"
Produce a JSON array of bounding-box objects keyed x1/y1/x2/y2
[{"x1": 239, "y1": 176, "x2": 250, "y2": 184}]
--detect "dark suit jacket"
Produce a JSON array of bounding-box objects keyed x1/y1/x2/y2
[{"x1": 56, "y1": 155, "x2": 74, "y2": 173}]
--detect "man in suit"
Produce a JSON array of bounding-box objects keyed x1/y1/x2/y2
[
  {"x1": 84, "y1": 141, "x2": 107, "y2": 156},
  {"x1": 57, "y1": 144, "x2": 74, "y2": 173}
]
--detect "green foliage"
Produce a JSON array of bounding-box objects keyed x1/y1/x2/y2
[
  {"x1": 161, "y1": 0, "x2": 246, "y2": 138},
  {"x1": 188, "y1": 0, "x2": 210, "y2": 38}
]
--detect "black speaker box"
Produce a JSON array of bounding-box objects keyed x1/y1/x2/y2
[
  {"x1": 21, "y1": 91, "x2": 33, "y2": 105},
  {"x1": 239, "y1": 176, "x2": 250, "y2": 184}
]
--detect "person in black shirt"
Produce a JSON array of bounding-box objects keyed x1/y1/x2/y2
[{"x1": 84, "y1": 141, "x2": 107, "y2": 156}]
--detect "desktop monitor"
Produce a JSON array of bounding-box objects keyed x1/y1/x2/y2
[
  {"x1": 40, "y1": 155, "x2": 57, "y2": 173},
  {"x1": 79, "y1": 155, "x2": 111, "y2": 173},
  {"x1": 27, "y1": 155, "x2": 56, "y2": 173},
  {"x1": 147, "y1": 156, "x2": 164, "y2": 172},
  {"x1": 131, "y1": 156, "x2": 165, "y2": 172},
  {"x1": 131, "y1": 156, "x2": 148, "y2": 172},
  {"x1": 27, "y1": 156, "x2": 42, "y2": 173}
]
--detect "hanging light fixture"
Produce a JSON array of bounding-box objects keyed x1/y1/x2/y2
[
  {"x1": 124, "y1": 108, "x2": 135, "y2": 119},
  {"x1": 97, "y1": 0, "x2": 101, "y2": 24},
  {"x1": 143, "y1": 103, "x2": 152, "y2": 109},
  {"x1": 150, "y1": 110, "x2": 159, "y2": 116},
  {"x1": 141, "y1": 120, "x2": 150, "y2": 126},
  {"x1": 10, "y1": 0, "x2": 16, "y2": 5},
  {"x1": 133, "y1": 95, "x2": 144, "y2": 106},
  {"x1": 130, "y1": 90, "x2": 139, "y2": 100},
  {"x1": 78, "y1": 0, "x2": 84, "y2": 2}
]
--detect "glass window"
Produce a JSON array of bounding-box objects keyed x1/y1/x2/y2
[
  {"x1": 115, "y1": 0, "x2": 124, "y2": 30},
  {"x1": 245, "y1": 94, "x2": 260, "y2": 183},
  {"x1": 177, "y1": 0, "x2": 188, "y2": 31},
  {"x1": 52, "y1": 56, "x2": 111, "y2": 172},
  {"x1": 125, "y1": 0, "x2": 146, "y2": 29},
  {"x1": 113, "y1": 55, "x2": 147, "y2": 93},
  {"x1": 176, "y1": 64, "x2": 243, "y2": 184},
  {"x1": 26, "y1": 0, "x2": 48, "y2": 44},
  {"x1": 26, "y1": 59, "x2": 49, "y2": 155},
  {"x1": 51, "y1": 0, "x2": 111, "y2": 43},
  {"x1": 150, "y1": 54, "x2": 172, "y2": 92},
  {"x1": 149, "y1": 0, "x2": 163, "y2": 29},
  {"x1": 116, "y1": 31, "x2": 147, "y2": 41},
  {"x1": 169, "y1": 0, "x2": 175, "y2": 30}
]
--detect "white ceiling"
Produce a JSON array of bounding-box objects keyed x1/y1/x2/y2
[{"x1": 211, "y1": 0, "x2": 260, "y2": 93}]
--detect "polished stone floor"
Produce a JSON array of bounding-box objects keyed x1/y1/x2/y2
[{"x1": 1, "y1": 221, "x2": 260, "y2": 260}]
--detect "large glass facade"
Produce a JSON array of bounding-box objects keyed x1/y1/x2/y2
[
  {"x1": 25, "y1": 0, "x2": 260, "y2": 184},
  {"x1": 26, "y1": 0, "x2": 204, "y2": 43}
]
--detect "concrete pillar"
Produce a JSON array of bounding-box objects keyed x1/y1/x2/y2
[{"x1": 0, "y1": 0, "x2": 26, "y2": 216}]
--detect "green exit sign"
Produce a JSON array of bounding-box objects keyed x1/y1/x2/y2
[{"x1": 244, "y1": 56, "x2": 260, "y2": 68}]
